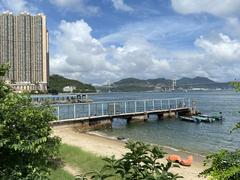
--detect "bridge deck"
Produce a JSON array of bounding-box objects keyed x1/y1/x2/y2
[{"x1": 52, "y1": 98, "x2": 192, "y2": 122}]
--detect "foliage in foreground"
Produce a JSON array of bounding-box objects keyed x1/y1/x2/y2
[
  {"x1": 77, "y1": 141, "x2": 183, "y2": 180},
  {"x1": 200, "y1": 150, "x2": 240, "y2": 180},
  {"x1": 0, "y1": 64, "x2": 61, "y2": 179},
  {"x1": 200, "y1": 82, "x2": 240, "y2": 180},
  {"x1": 200, "y1": 129, "x2": 240, "y2": 180}
]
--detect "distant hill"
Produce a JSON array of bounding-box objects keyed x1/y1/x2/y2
[
  {"x1": 112, "y1": 78, "x2": 154, "y2": 91},
  {"x1": 177, "y1": 77, "x2": 229, "y2": 89},
  {"x1": 98, "y1": 77, "x2": 231, "y2": 92},
  {"x1": 114, "y1": 78, "x2": 147, "y2": 85},
  {"x1": 177, "y1": 77, "x2": 215, "y2": 85},
  {"x1": 48, "y1": 75, "x2": 96, "y2": 93}
]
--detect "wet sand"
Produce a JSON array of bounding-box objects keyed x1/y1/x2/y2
[{"x1": 53, "y1": 126, "x2": 207, "y2": 180}]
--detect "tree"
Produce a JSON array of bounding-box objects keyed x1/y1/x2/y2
[
  {"x1": 200, "y1": 82, "x2": 240, "y2": 180},
  {"x1": 0, "y1": 64, "x2": 61, "y2": 179},
  {"x1": 77, "y1": 141, "x2": 183, "y2": 180},
  {"x1": 48, "y1": 88, "x2": 59, "y2": 95}
]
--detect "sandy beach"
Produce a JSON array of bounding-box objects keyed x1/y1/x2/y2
[{"x1": 53, "y1": 126, "x2": 207, "y2": 180}]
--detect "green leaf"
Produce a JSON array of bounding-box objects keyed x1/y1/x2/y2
[{"x1": 0, "y1": 65, "x2": 61, "y2": 179}]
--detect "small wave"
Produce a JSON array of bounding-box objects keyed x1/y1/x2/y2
[
  {"x1": 87, "y1": 131, "x2": 117, "y2": 140},
  {"x1": 162, "y1": 145, "x2": 180, "y2": 152},
  {"x1": 162, "y1": 145, "x2": 206, "y2": 157}
]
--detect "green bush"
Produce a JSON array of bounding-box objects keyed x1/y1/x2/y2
[
  {"x1": 0, "y1": 64, "x2": 61, "y2": 179},
  {"x1": 77, "y1": 141, "x2": 182, "y2": 180},
  {"x1": 200, "y1": 150, "x2": 240, "y2": 180}
]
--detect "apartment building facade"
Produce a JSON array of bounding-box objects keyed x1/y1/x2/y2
[{"x1": 0, "y1": 11, "x2": 49, "y2": 92}]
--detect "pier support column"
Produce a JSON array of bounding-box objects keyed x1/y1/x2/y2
[
  {"x1": 88, "y1": 118, "x2": 112, "y2": 130},
  {"x1": 127, "y1": 113, "x2": 148, "y2": 123},
  {"x1": 157, "y1": 111, "x2": 176, "y2": 120},
  {"x1": 157, "y1": 113, "x2": 164, "y2": 120},
  {"x1": 51, "y1": 118, "x2": 112, "y2": 132},
  {"x1": 177, "y1": 108, "x2": 192, "y2": 116},
  {"x1": 167, "y1": 109, "x2": 176, "y2": 118}
]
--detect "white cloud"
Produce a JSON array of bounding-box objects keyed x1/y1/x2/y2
[
  {"x1": 51, "y1": 20, "x2": 119, "y2": 84},
  {"x1": 195, "y1": 33, "x2": 240, "y2": 62},
  {"x1": 51, "y1": 19, "x2": 240, "y2": 84},
  {"x1": 110, "y1": 38, "x2": 171, "y2": 79},
  {"x1": 50, "y1": 0, "x2": 99, "y2": 15},
  {"x1": 50, "y1": 20, "x2": 174, "y2": 83},
  {"x1": 112, "y1": 33, "x2": 240, "y2": 82},
  {"x1": 0, "y1": 0, "x2": 37, "y2": 13},
  {"x1": 171, "y1": 0, "x2": 240, "y2": 17},
  {"x1": 193, "y1": 33, "x2": 240, "y2": 81},
  {"x1": 100, "y1": 16, "x2": 210, "y2": 48},
  {"x1": 111, "y1": 0, "x2": 133, "y2": 12}
]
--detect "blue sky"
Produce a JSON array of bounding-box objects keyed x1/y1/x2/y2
[{"x1": 1, "y1": 0, "x2": 240, "y2": 84}]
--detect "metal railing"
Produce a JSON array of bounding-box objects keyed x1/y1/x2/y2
[{"x1": 52, "y1": 98, "x2": 191, "y2": 121}]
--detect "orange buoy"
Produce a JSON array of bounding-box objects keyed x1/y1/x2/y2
[
  {"x1": 180, "y1": 155, "x2": 193, "y2": 166},
  {"x1": 167, "y1": 154, "x2": 181, "y2": 163}
]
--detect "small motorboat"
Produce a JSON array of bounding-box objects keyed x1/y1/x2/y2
[
  {"x1": 197, "y1": 112, "x2": 224, "y2": 122},
  {"x1": 180, "y1": 115, "x2": 215, "y2": 123},
  {"x1": 209, "y1": 112, "x2": 224, "y2": 121},
  {"x1": 180, "y1": 112, "x2": 223, "y2": 123},
  {"x1": 192, "y1": 115, "x2": 215, "y2": 123},
  {"x1": 179, "y1": 116, "x2": 201, "y2": 123}
]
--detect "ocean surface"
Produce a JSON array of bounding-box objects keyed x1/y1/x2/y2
[{"x1": 90, "y1": 90, "x2": 240, "y2": 155}]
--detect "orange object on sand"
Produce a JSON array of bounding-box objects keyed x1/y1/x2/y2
[
  {"x1": 167, "y1": 154, "x2": 181, "y2": 163},
  {"x1": 180, "y1": 156, "x2": 193, "y2": 166}
]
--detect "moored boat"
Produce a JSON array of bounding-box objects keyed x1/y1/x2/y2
[
  {"x1": 192, "y1": 115, "x2": 215, "y2": 123},
  {"x1": 197, "y1": 112, "x2": 224, "y2": 121},
  {"x1": 209, "y1": 112, "x2": 224, "y2": 121},
  {"x1": 179, "y1": 114, "x2": 221, "y2": 123},
  {"x1": 179, "y1": 116, "x2": 201, "y2": 123}
]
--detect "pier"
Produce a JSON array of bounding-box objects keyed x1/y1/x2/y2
[{"x1": 51, "y1": 98, "x2": 195, "y2": 130}]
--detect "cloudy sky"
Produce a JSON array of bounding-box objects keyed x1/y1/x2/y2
[{"x1": 1, "y1": 0, "x2": 240, "y2": 84}]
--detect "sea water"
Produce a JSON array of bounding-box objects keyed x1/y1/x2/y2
[{"x1": 91, "y1": 90, "x2": 240, "y2": 155}]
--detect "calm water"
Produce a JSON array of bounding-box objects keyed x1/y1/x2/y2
[{"x1": 90, "y1": 90, "x2": 240, "y2": 155}]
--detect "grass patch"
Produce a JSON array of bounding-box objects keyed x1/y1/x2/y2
[
  {"x1": 50, "y1": 168, "x2": 75, "y2": 180},
  {"x1": 50, "y1": 144, "x2": 120, "y2": 179},
  {"x1": 60, "y1": 144, "x2": 106, "y2": 173}
]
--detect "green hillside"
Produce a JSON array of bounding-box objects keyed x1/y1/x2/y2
[
  {"x1": 48, "y1": 75, "x2": 96, "y2": 93},
  {"x1": 97, "y1": 77, "x2": 231, "y2": 92}
]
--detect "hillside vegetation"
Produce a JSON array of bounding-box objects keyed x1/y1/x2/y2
[
  {"x1": 98, "y1": 77, "x2": 230, "y2": 92},
  {"x1": 48, "y1": 75, "x2": 96, "y2": 93}
]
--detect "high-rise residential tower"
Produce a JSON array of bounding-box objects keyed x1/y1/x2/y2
[{"x1": 0, "y1": 11, "x2": 49, "y2": 92}]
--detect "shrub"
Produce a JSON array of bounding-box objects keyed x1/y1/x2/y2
[
  {"x1": 77, "y1": 141, "x2": 183, "y2": 180},
  {"x1": 200, "y1": 150, "x2": 240, "y2": 180},
  {"x1": 0, "y1": 64, "x2": 61, "y2": 179}
]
